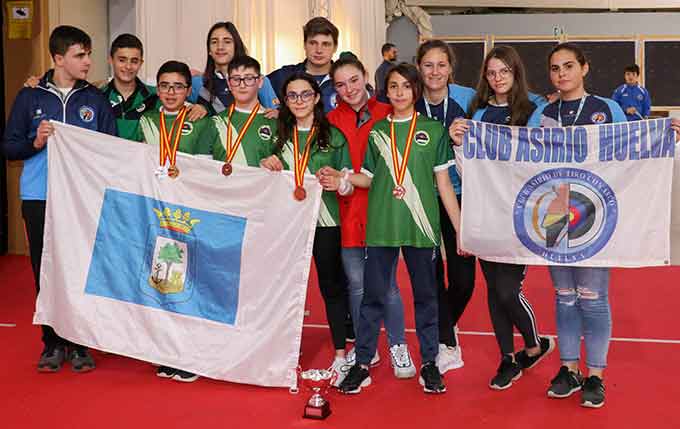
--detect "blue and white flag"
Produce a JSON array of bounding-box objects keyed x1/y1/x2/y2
[
  {"x1": 454, "y1": 118, "x2": 677, "y2": 267},
  {"x1": 35, "y1": 122, "x2": 322, "y2": 387}
]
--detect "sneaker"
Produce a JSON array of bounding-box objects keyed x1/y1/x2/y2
[
  {"x1": 68, "y1": 348, "x2": 95, "y2": 373},
  {"x1": 516, "y1": 336, "x2": 555, "y2": 370},
  {"x1": 172, "y1": 369, "x2": 199, "y2": 383},
  {"x1": 418, "y1": 361, "x2": 446, "y2": 394},
  {"x1": 338, "y1": 365, "x2": 371, "y2": 394},
  {"x1": 346, "y1": 347, "x2": 380, "y2": 367},
  {"x1": 330, "y1": 356, "x2": 351, "y2": 387},
  {"x1": 389, "y1": 344, "x2": 416, "y2": 379},
  {"x1": 489, "y1": 355, "x2": 522, "y2": 390},
  {"x1": 547, "y1": 366, "x2": 584, "y2": 398},
  {"x1": 581, "y1": 376, "x2": 605, "y2": 408},
  {"x1": 436, "y1": 343, "x2": 464, "y2": 374},
  {"x1": 156, "y1": 366, "x2": 177, "y2": 378},
  {"x1": 37, "y1": 345, "x2": 66, "y2": 372}
]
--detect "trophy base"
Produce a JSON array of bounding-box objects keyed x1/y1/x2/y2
[{"x1": 303, "y1": 401, "x2": 331, "y2": 420}]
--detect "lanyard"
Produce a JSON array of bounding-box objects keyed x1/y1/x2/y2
[
  {"x1": 557, "y1": 93, "x2": 588, "y2": 126},
  {"x1": 424, "y1": 90, "x2": 448, "y2": 126}
]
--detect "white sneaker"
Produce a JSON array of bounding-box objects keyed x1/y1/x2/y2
[
  {"x1": 436, "y1": 343, "x2": 464, "y2": 374},
  {"x1": 346, "y1": 346, "x2": 380, "y2": 367},
  {"x1": 389, "y1": 344, "x2": 416, "y2": 379},
  {"x1": 330, "y1": 356, "x2": 351, "y2": 387}
]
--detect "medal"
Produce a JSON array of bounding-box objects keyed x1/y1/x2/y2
[
  {"x1": 390, "y1": 112, "x2": 418, "y2": 200},
  {"x1": 221, "y1": 162, "x2": 233, "y2": 176},
  {"x1": 294, "y1": 186, "x2": 307, "y2": 201},
  {"x1": 158, "y1": 106, "x2": 188, "y2": 180},
  {"x1": 292, "y1": 125, "x2": 316, "y2": 202},
  {"x1": 222, "y1": 102, "x2": 260, "y2": 177},
  {"x1": 168, "y1": 165, "x2": 180, "y2": 178},
  {"x1": 392, "y1": 185, "x2": 406, "y2": 199}
]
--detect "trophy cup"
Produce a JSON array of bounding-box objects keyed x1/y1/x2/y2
[{"x1": 298, "y1": 368, "x2": 336, "y2": 419}]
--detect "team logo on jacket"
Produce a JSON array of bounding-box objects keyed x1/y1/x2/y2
[
  {"x1": 414, "y1": 131, "x2": 430, "y2": 146},
  {"x1": 79, "y1": 106, "x2": 95, "y2": 122},
  {"x1": 181, "y1": 122, "x2": 193, "y2": 136},
  {"x1": 637, "y1": 94, "x2": 644, "y2": 101},
  {"x1": 590, "y1": 112, "x2": 607, "y2": 124},
  {"x1": 513, "y1": 168, "x2": 618, "y2": 263},
  {"x1": 136, "y1": 103, "x2": 147, "y2": 113},
  {"x1": 258, "y1": 125, "x2": 272, "y2": 140}
]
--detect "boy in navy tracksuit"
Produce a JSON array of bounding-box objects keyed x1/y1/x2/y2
[
  {"x1": 612, "y1": 64, "x2": 651, "y2": 121},
  {"x1": 2, "y1": 25, "x2": 116, "y2": 373},
  {"x1": 267, "y1": 17, "x2": 339, "y2": 113}
]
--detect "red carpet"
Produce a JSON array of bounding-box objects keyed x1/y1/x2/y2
[{"x1": 1, "y1": 255, "x2": 679, "y2": 428}]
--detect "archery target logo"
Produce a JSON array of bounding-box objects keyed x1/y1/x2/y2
[{"x1": 513, "y1": 168, "x2": 618, "y2": 262}]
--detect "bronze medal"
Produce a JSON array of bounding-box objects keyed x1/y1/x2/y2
[
  {"x1": 393, "y1": 185, "x2": 406, "y2": 200},
  {"x1": 294, "y1": 186, "x2": 307, "y2": 201},
  {"x1": 222, "y1": 162, "x2": 233, "y2": 176},
  {"x1": 168, "y1": 165, "x2": 180, "y2": 178}
]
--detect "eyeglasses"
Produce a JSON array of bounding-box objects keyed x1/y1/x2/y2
[
  {"x1": 228, "y1": 75, "x2": 260, "y2": 87},
  {"x1": 285, "y1": 90, "x2": 316, "y2": 103},
  {"x1": 485, "y1": 68, "x2": 512, "y2": 80},
  {"x1": 158, "y1": 82, "x2": 189, "y2": 93}
]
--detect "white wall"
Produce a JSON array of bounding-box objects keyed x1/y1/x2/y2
[{"x1": 109, "y1": 0, "x2": 136, "y2": 42}]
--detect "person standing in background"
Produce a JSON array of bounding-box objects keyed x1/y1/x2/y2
[
  {"x1": 374, "y1": 43, "x2": 398, "y2": 97},
  {"x1": 612, "y1": 64, "x2": 651, "y2": 121}
]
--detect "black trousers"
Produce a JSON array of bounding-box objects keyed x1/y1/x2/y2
[
  {"x1": 480, "y1": 259, "x2": 539, "y2": 355},
  {"x1": 436, "y1": 196, "x2": 476, "y2": 347},
  {"x1": 22, "y1": 200, "x2": 82, "y2": 350},
  {"x1": 312, "y1": 226, "x2": 348, "y2": 350}
]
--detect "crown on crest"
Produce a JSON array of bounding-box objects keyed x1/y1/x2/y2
[{"x1": 153, "y1": 207, "x2": 200, "y2": 234}]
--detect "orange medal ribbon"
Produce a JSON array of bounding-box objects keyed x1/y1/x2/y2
[
  {"x1": 292, "y1": 125, "x2": 316, "y2": 201},
  {"x1": 224, "y1": 103, "x2": 261, "y2": 168},
  {"x1": 390, "y1": 112, "x2": 418, "y2": 199},
  {"x1": 159, "y1": 107, "x2": 188, "y2": 178}
]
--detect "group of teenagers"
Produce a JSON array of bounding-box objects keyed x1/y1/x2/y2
[{"x1": 5, "y1": 16, "x2": 680, "y2": 411}]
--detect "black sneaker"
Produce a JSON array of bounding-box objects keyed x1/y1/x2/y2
[
  {"x1": 156, "y1": 366, "x2": 177, "y2": 378},
  {"x1": 338, "y1": 365, "x2": 371, "y2": 394},
  {"x1": 515, "y1": 336, "x2": 555, "y2": 370},
  {"x1": 68, "y1": 348, "x2": 95, "y2": 373},
  {"x1": 419, "y1": 361, "x2": 446, "y2": 394},
  {"x1": 581, "y1": 376, "x2": 605, "y2": 408},
  {"x1": 547, "y1": 366, "x2": 584, "y2": 398},
  {"x1": 489, "y1": 355, "x2": 522, "y2": 390},
  {"x1": 172, "y1": 369, "x2": 199, "y2": 383},
  {"x1": 37, "y1": 345, "x2": 66, "y2": 372}
]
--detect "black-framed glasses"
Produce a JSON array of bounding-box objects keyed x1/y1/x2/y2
[
  {"x1": 158, "y1": 82, "x2": 189, "y2": 93},
  {"x1": 228, "y1": 75, "x2": 260, "y2": 87},
  {"x1": 285, "y1": 90, "x2": 315, "y2": 103}
]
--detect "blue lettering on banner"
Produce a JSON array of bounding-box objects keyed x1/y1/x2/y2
[{"x1": 598, "y1": 118, "x2": 674, "y2": 162}]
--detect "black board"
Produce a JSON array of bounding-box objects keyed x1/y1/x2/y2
[
  {"x1": 445, "y1": 41, "x2": 485, "y2": 90},
  {"x1": 496, "y1": 41, "x2": 559, "y2": 98},
  {"x1": 644, "y1": 41, "x2": 680, "y2": 107},
  {"x1": 569, "y1": 41, "x2": 636, "y2": 99}
]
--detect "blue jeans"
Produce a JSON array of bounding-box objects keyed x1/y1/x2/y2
[
  {"x1": 549, "y1": 266, "x2": 612, "y2": 369},
  {"x1": 356, "y1": 247, "x2": 439, "y2": 365},
  {"x1": 342, "y1": 247, "x2": 406, "y2": 347}
]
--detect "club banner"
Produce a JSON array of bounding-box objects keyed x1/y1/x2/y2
[
  {"x1": 454, "y1": 118, "x2": 677, "y2": 267},
  {"x1": 35, "y1": 122, "x2": 322, "y2": 387}
]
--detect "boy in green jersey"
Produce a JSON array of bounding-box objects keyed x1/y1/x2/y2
[
  {"x1": 211, "y1": 56, "x2": 277, "y2": 169},
  {"x1": 100, "y1": 34, "x2": 159, "y2": 140},
  {"x1": 132, "y1": 61, "x2": 215, "y2": 163}
]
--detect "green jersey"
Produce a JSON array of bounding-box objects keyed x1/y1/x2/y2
[
  {"x1": 101, "y1": 77, "x2": 160, "y2": 140},
  {"x1": 362, "y1": 114, "x2": 453, "y2": 248},
  {"x1": 211, "y1": 106, "x2": 277, "y2": 167},
  {"x1": 132, "y1": 109, "x2": 215, "y2": 156},
  {"x1": 279, "y1": 126, "x2": 352, "y2": 227}
]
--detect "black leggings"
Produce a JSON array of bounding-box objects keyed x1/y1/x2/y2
[
  {"x1": 22, "y1": 200, "x2": 82, "y2": 350},
  {"x1": 312, "y1": 226, "x2": 348, "y2": 350},
  {"x1": 436, "y1": 196, "x2": 476, "y2": 347},
  {"x1": 480, "y1": 259, "x2": 539, "y2": 355}
]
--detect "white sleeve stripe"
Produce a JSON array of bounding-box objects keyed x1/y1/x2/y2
[
  {"x1": 360, "y1": 168, "x2": 374, "y2": 178},
  {"x1": 433, "y1": 161, "x2": 453, "y2": 172}
]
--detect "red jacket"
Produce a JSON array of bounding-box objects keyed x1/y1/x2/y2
[{"x1": 327, "y1": 97, "x2": 391, "y2": 247}]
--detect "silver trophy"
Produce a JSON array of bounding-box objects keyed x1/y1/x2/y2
[{"x1": 298, "y1": 368, "x2": 336, "y2": 419}]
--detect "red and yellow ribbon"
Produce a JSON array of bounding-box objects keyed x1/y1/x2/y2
[
  {"x1": 390, "y1": 112, "x2": 418, "y2": 189},
  {"x1": 293, "y1": 125, "x2": 316, "y2": 189},
  {"x1": 225, "y1": 102, "x2": 260, "y2": 164},
  {"x1": 159, "y1": 106, "x2": 188, "y2": 168}
]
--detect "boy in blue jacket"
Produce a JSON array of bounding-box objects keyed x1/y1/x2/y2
[
  {"x1": 612, "y1": 64, "x2": 651, "y2": 121},
  {"x1": 2, "y1": 25, "x2": 116, "y2": 373}
]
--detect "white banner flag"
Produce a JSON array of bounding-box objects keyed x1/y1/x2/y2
[
  {"x1": 454, "y1": 118, "x2": 676, "y2": 267},
  {"x1": 35, "y1": 122, "x2": 322, "y2": 387}
]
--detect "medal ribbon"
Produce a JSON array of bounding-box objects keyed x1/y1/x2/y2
[
  {"x1": 293, "y1": 125, "x2": 316, "y2": 188},
  {"x1": 390, "y1": 112, "x2": 418, "y2": 188},
  {"x1": 225, "y1": 102, "x2": 261, "y2": 163},
  {"x1": 159, "y1": 106, "x2": 188, "y2": 167}
]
